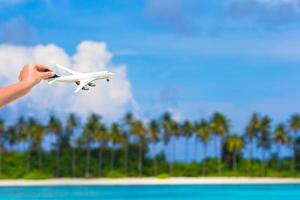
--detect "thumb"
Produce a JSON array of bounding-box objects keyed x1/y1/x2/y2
[{"x1": 40, "y1": 71, "x2": 54, "y2": 80}]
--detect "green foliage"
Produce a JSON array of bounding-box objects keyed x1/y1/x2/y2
[
  {"x1": 0, "y1": 174, "x2": 9, "y2": 179},
  {"x1": 23, "y1": 171, "x2": 52, "y2": 180},
  {"x1": 105, "y1": 170, "x2": 124, "y2": 178},
  {"x1": 1, "y1": 153, "x2": 27, "y2": 178},
  {"x1": 182, "y1": 163, "x2": 200, "y2": 177},
  {"x1": 0, "y1": 112, "x2": 300, "y2": 179},
  {"x1": 156, "y1": 173, "x2": 170, "y2": 179}
]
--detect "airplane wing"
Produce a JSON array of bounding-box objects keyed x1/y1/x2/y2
[
  {"x1": 75, "y1": 78, "x2": 96, "y2": 93},
  {"x1": 55, "y1": 64, "x2": 82, "y2": 75}
]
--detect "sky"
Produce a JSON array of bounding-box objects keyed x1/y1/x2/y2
[{"x1": 0, "y1": 0, "x2": 300, "y2": 160}]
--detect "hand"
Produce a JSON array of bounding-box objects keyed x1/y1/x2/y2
[{"x1": 19, "y1": 64, "x2": 54, "y2": 88}]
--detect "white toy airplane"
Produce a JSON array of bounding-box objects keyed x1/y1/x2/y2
[{"x1": 48, "y1": 64, "x2": 113, "y2": 93}]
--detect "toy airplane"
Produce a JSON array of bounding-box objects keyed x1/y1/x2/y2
[{"x1": 48, "y1": 64, "x2": 113, "y2": 93}]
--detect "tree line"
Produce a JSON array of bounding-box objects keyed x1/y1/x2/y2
[{"x1": 0, "y1": 112, "x2": 300, "y2": 178}]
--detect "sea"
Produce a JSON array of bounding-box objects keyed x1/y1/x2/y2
[{"x1": 0, "y1": 184, "x2": 299, "y2": 200}]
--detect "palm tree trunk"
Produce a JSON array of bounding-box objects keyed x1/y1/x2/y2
[
  {"x1": 172, "y1": 137, "x2": 176, "y2": 163},
  {"x1": 233, "y1": 149, "x2": 237, "y2": 172},
  {"x1": 291, "y1": 138, "x2": 296, "y2": 173},
  {"x1": 194, "y1": 137, "x2": 198, "y2": 162},
  {"x1": 85, "y1": 145, "x2": 90, "y2": 177},
  {"x1": 164, "y1": 141, "x2": 168, "y2": 162},
  {"x1": 261, "y1": 148, "x2": 265, "y2": 176},
  {"x1": 153, "y1": 143, "x2": 157, "y2": 175},
  {"x1": 202, "y1": 142, "x2": 207, "y2": 176},
  {"x1": 185, "y1": 138, "x2": 189, "y2": 162},
  {"x1": 138, "y1": 140, "x2": 143, "y2": 176},
  {"x1": 26, "y1": 136, "x2": 31, "y2": 172},
  {"x1": 164, "y1": 140, "x2": 172, "y2": 175},
  {"x1": 55, "y1": 148, "x2": 59, "y2": 177},
  {"x1": 27, "y1": 150, "x2": 31, "y2": 172},
  {"x1": 124, "y1": 142, "x2": 128, "y2": 176},
  {"x1": 72, "y1": 147, "x2": 76, "y2": 177},
  {"x1": 248, "y1": 139, "x2": 253, "y2": 176},
  {"x1": 277, "y1": 143, "x2": 281, "y2": 171},
  {"x1": 168, "y1": 142, "x2": 173, "y2": 175},
  {"x1": 38, "y1": 146, "x2": 42, "y2": 170},
  {"x1": 214, "y1": 136, "x2": 218, "y2": 173},
  {"x1": 218, "y1": 137, "x2": 223, "y2": 174},
  {"x1": 0, "y1": 150, "x2": 2, "y2": 174},
  {"x1": 98, "y1": 147, "x2": 102, "y2": 177},
  {"x1": 110, "y1": 147, "x2": 115, "y2": 170}
]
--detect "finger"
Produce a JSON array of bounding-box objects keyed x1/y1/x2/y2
[
  {"x1": 40, "y1": 71, "x2": 54, "y2": 80},
  {"x1": 36, "y1": 64, "x2": 53, "y2": 72},
  {"x1": 36, "y1": 65, "x2": 53, "y2": 72},
  {"x1": 19, "y1": 67, "x2": 25, "y2": 81}
]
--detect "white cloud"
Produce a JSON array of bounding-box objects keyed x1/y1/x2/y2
[{"x1": 0, "y1": 41, "x2": 135, "y2": 120}]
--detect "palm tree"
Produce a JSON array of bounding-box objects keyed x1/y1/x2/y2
[
  {"x1": 226, "y1": 135, "x2": 244, "y2": 172},
  {"x1": 161, "y1": 112, "x2": 173, "y2": 174},
  {"x1": 210, "y1": 112, "x2": 230, "y2": 174},
  {"x1": 195, "y1": 119, "x2": 211, "y2": 175},
  {"x1": 148, "y1": 120, "x2": 160, "y2": 175},
  {"x1": 123, "y1": 112, "x2": 133, "y2": 176},
  {"x1": 66, "y1": 114, "x2": 79, "y2": 177},
  {"x1": 93, "y1": 121, "x2": 107, "y2": 177},
  {"x1": 258, "y1": 115, "x2": 271, "y2": 176},
  {"x1": 181, "y1": 120, "x2": 193, "y2": 162},
  {"x1": 289, "y1": 114, "x2": 300, "y2": 173},
  {"x1": 0, "y1": 119, "x2": 4, "y2": 173},
  {"x1": 124, "y1": 112, "x2": 133, "y2": 125},
  {"x1": 245, "y1": 113, "x2": 260, "y2": 175},
  {"x1": 273, "y1": 123, "x2": 287, "y2": 171},
  {"x1": 47, "y1": 115, "x2": 63, "y2": 177},
  {"x1": 131, "y1": 120, "x2": 145, "y2": 176},
  {"x1": 29, "y1": 119, "x2": 45, "y2": 170},
  {"x1": 170, "y1": 120, "x2": 179, "y2": 165},
  {"x1": 120, "y1": 128, "x2": 129, "y2": 176},
  {"x1": 16, "y1": 117, "x2": 30, "y2": 171},
  {"x1": 82, "y1": 113, "x2": 100, "y2": 177},
  {"x1": 109, "y1": 122, "x2": 121, "y2": 171},
  {"x1": 4, "y1": 125, "x2": 18, "y2": 152}
]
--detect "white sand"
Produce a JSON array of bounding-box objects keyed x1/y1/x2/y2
[{"x1": 0, "y1": 177, "x2": 300, "y2": 186}]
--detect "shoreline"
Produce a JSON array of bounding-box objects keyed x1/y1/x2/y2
[{"x1": 0, "y1": 177, "x2": 300, "y2": 187}]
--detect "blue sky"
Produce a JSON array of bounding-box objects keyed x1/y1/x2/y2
[{"x1": 1, "y1": 0, "x2": 300, "y2": 133}]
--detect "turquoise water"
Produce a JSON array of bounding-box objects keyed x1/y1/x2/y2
[{"x1": 0, "y1": 184, "x2": 299, "y2": 200}]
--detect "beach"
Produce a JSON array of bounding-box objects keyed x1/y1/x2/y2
[{"x1": 0, "y1": 177, "x2": 300, "y2": 187}]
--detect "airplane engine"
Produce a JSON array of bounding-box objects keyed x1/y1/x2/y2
[
  {"x1": 82, "y1": 86, "x2": 90, "y2": 91},
  {"x1": 88, "y1": 82, "x2": 96, "y2": 87}
]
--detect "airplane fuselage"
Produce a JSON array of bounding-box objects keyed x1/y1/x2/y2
[
  {"x1": 54, "y1": 71, "x2": 113, "y2": 83},
  {"x1": 49, "y1": 64, "x2": 113, "y2": 92}
]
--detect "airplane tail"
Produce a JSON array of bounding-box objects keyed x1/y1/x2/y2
[
  {"x1": 48, "y1": 74, "x2": 60, "y2": 84},
  {"x1": 48, "y1": 79, "x2": 56, "y2": 84}
]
